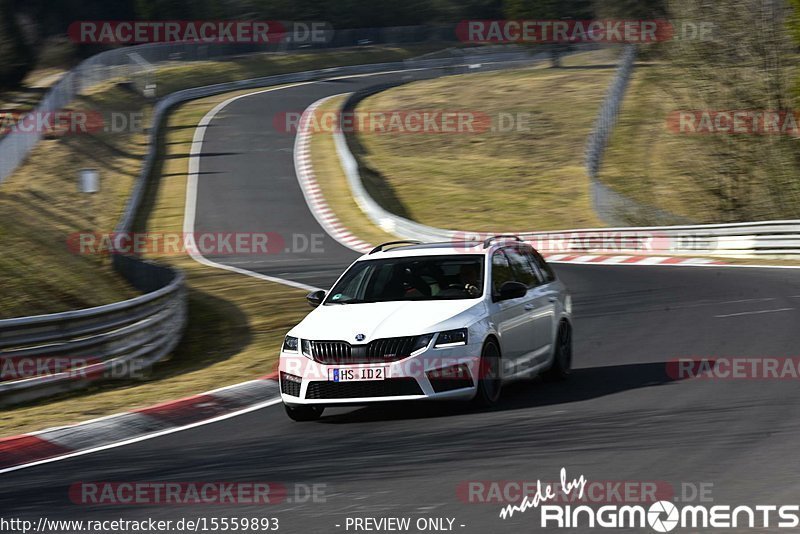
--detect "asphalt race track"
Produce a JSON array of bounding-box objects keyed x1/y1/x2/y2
[
  {"x1": 193, "y1": 68, "x2": 456, "y2": 289},
  {"x1": 3, "y1": 67, "x2": 800, "y2": 533}
]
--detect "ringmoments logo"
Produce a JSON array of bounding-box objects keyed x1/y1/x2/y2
[{"x1": 499, "y1": 468, "x2": 800, "y2": 531}]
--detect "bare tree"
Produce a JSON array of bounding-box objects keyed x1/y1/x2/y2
[{"x1": 664, "y1": 0, "x2": 799, "y2": 220}]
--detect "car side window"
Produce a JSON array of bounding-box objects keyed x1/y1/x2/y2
[
  {"x1": 341, "y1": 263, "x2": 377, "y2": 300},
  {"x1": 491, "y1": 250, "x2": 515, "y2": 297},
  {"x1": 528, "y1": 249, "x2": 556, "y2": 282},
  {"x1": 518, "y1": 246, "x2": 546, "y2": 283},
  {"x1": 505, "y1": 247, "x2": 541, "y2": 288}
]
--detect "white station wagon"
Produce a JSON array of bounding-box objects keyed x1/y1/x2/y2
[{"x1": 279, "y1": 236, "x2": 573, "y2": 421}]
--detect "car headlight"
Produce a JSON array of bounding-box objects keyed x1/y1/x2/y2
[
  {"x1": 409, "y1": 334, "x2": 434, "y2": 355},
  {"x1": 301, "y1": 339, "x2": 313, "y2": 358},
  {"x1": 283, "y1": 336, "x2": 298, "y2": 352},
  {"x1": 434, "y1": 328, "x2": 468, "y2": 348}
]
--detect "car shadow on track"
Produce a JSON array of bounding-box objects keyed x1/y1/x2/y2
[{"x1": 318, "y1": 361, "x2": 684, "y2": 424}]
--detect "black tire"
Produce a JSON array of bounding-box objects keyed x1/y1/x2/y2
[
  {"x1": 543, "y1": 322, "x2": 572, "y2": 382},
  {"x1": 474, "y1": 339, "x2": 502, "y2": 406},
  {"x1": 284, "y1": 404, "x2": 324, "y2": 421}
]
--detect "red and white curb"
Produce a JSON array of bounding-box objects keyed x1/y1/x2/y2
[
  {"x1": 0, "y1": 90, "x2": 354, "y2": 476},
  {"x1": 294, "y1": 96, "x2": 372, "y2": 255},
  {"x1": 0, "y1": 376, "x2": 280, "y2": 473},
  {"x1": 542, "y1": 253, "x2": 725, "y2": 265},
  {"x1": 293, "y1": 98, "x2": 727, "y2": 267}
]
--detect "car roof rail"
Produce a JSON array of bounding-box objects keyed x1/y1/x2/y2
[
  {"x1": 483, "y1": 235, "x2": 522, "y2": 248},
  {"x1": 368, "y1": 240, "x2": 422, "y2": 254}
]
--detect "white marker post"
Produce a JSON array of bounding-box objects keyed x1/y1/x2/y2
[
  {"x1": 79, "y1": 168, "x2": 100, "y2": 228},
  {"x1": 79, "y1": 168, "x2": 99, "y2": 194}
]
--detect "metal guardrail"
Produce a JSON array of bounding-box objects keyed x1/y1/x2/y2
[
  {"x1": 333, "y1": 74, "x2": 800, "y2": 259},
  {"x1": 332, "y1": 56, "x2": 554, "y2": 243},
  {"x1": 0, "y1": 255, "x2": 185, "y2": 406},
  {"x1": 11, "y1": 44, "x2": 795, "y2": 407},
  {"x1": 0, "y1": 25, "x2": 462, "y2": 185},
  {"x1": 511, "y1": 221, "x2": 800, "y2": 257},
  {"x1": 0, "y1": 49, "x2": 544, "y2": 406},
  {"x1": 3, "y1": 46, "x2": 798, "y2": 405},
  {"x1": 584, "y1": 45, "x2": 688, "y2": 226},
  {"x1": 118, "y1": 50, "x2": 546, "y2": 234}
]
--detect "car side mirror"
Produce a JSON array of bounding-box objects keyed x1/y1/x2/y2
[
  {"x1": 306, "y1": 290, "x2": 326, "y2": 308},
  {"x1": 497, "y1": 281, "x2": 527, "y2": 301}
]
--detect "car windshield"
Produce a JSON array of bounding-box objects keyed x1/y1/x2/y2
[{"x1": 325, "y1": 255, "x2": 484, "y2": 304}]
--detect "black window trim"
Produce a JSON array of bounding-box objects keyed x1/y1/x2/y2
[
  {"x1": 490, "y1": 248, "x2": 515, "y2": 302},
  {"x1": 504, "y1": 245, "x2": 544, "y2": 289},
  {"x1": 529, "y1": 247, "x2": 556, "y2": 283},
  {"x1": 517, "y1": 245, "x2": 547, "y2": 286}
]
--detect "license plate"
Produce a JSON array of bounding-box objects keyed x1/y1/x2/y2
[{"x1": 328, "y1": 367, "x2": 387, "y2": 382}]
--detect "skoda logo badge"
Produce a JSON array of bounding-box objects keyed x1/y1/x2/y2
[{"x1": 355, "y1": 333, "x2": 366, "y2": 342}]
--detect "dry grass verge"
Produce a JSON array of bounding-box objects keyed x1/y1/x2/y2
[
  {"x1": 0, "y1": 91, "x2": 310, "y2": 437},
  {"x1": 350, "y1": 49, "x2": 619, "y2": 232}
]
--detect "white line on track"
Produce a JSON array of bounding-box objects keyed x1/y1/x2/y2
[
  {"x1": 186, "y1": 71, "x2": 800, "y2": 275},
  {"x1": 718, "y1": 297, "x2": 776, "y2": 305},
  {"x1": 0, "y1": 398, "x2": 283, "y2": 476},
  {"x1": 7, "y1": 63, "x2": 800, "y2": 475},
  {"x1": 184, "y1": 82, "x2": 323, "y2": 292},
  {"x1": 0, "y1": 67, "x2": 457, "y2": 475},
  {"x1": 714, "y1": 307, "x2": 796, "y2": 318},
  {"x1": 183, "y1": 67, "x2": 448, "y2": 290}
]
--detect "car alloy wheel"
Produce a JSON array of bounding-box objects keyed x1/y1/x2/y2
[
  {"x1": 544, "y1": 323, "x2": 572, "y2": 382},
  {"x1": 474, "y1": 340, "x2": 502, "y2": 406}
]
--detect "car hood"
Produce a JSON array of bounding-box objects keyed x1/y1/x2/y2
[{"x1": 289, "y1": 299, "x2": 485, "y2": 342}]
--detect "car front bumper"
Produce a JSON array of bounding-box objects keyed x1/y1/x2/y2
[{"x1": 278, "y1": 344, "x2": 482, "y2": 405}]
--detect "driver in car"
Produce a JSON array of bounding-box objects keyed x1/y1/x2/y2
[{"x1": 459, "y1": 264, "x2": 482, "y2": 297}]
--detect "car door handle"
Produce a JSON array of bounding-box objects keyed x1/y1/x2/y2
[
  {"x1": 547, "y1": 296, "x2": 558, "y2": 303},
  {"x1": 524, "y1": 304, "x2": 535, "y2": 311}
]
